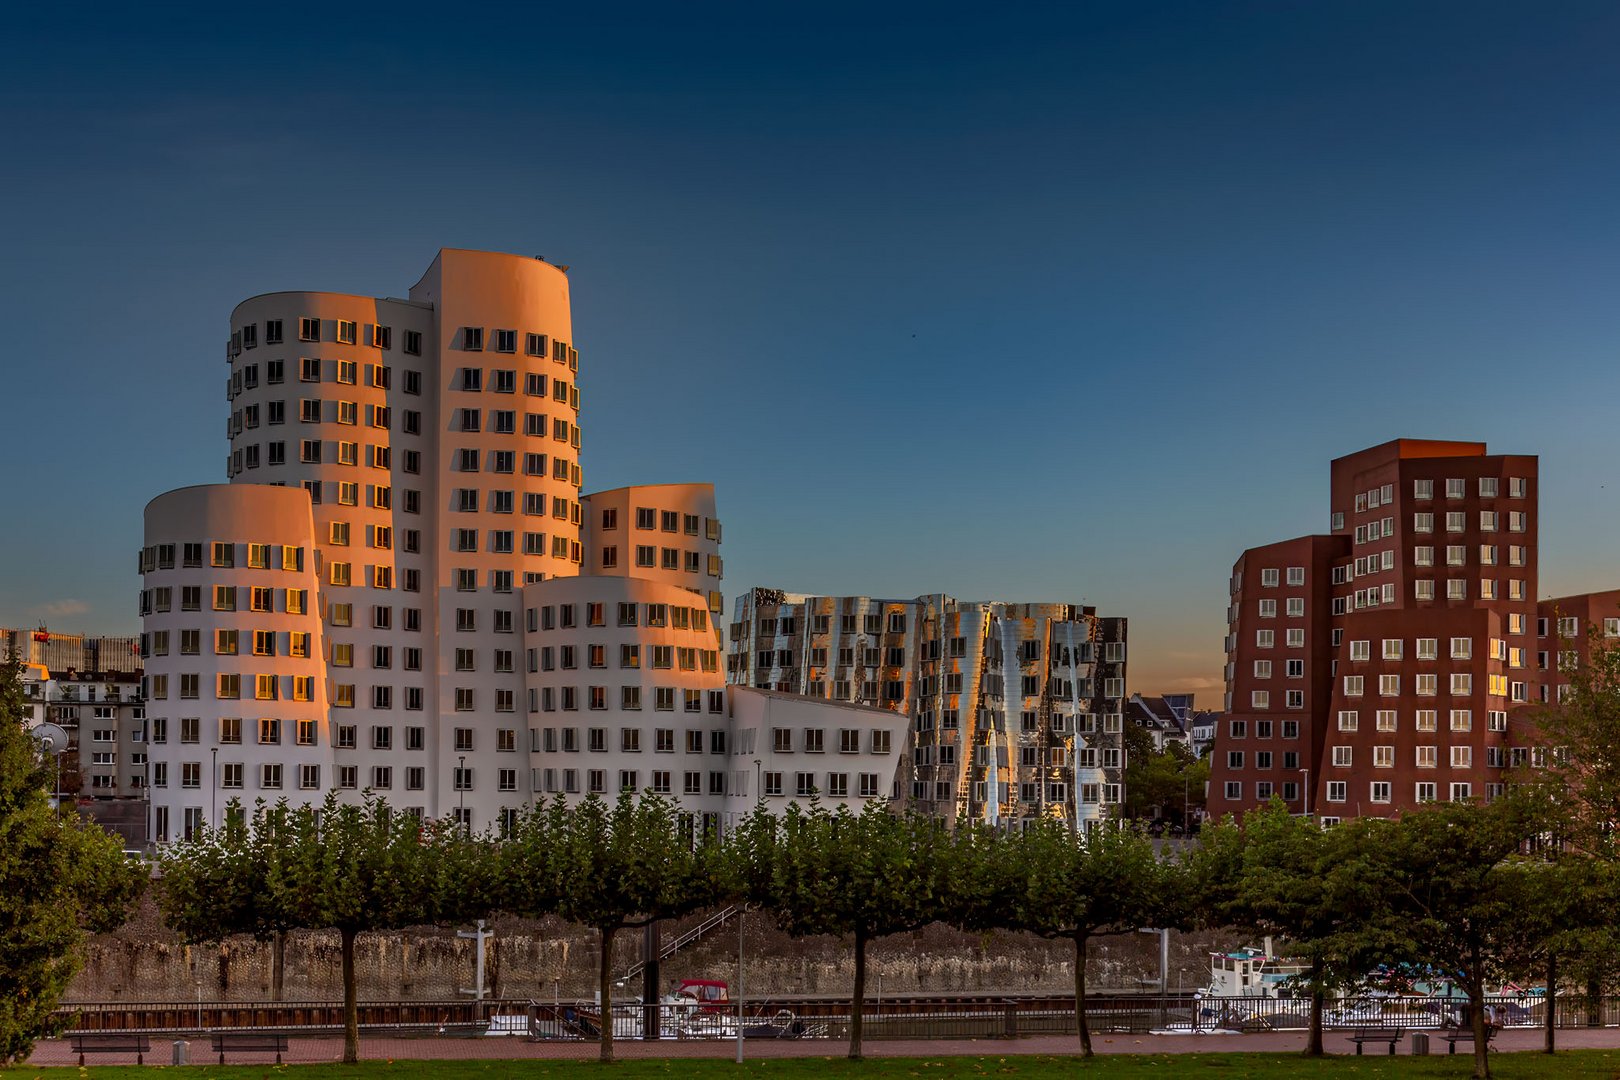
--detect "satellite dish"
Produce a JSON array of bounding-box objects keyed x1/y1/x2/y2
[{"x1": 31, "y1": 722, "x2": 68, "y2": 755}]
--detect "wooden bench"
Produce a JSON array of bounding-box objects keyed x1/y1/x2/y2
[
  {"x1": 210, "y1": 1031, "x2": 290, "y2": 1064},
  {"x1": 1442, "y1": 1026, "x2": 1499, "y2": 1054},
  {"x1": 1346, "y1": 1028, "x2": 1406, "y2": 1055},
  {"x1": 69, "y1": 1034, "x2": 151, "y2": 1065}
]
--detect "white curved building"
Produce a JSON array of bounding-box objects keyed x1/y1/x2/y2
[
  {"x1": 140, "y1": 249, "x2": 901, "y2": 840},
  {"x1": 140, "y1": 484, "x2": 328, "y2": 841}
]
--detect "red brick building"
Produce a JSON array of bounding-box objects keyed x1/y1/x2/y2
[
  {"x1": 1207, "y1": 439, "x2": 1544, "y2": 821},
  {"x1": 1535, "y1": 589, "x2": 1620, "y2": 705}
]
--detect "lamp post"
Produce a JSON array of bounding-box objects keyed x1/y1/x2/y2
[
  {"x1": 1301, "y1": 769, "x2": 1310, "y2": 817},
  {"x1": 738, "y1": 758, "x2": 761, "y2": 1064}
]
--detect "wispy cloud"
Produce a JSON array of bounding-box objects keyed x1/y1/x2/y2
[
  {"x1": 34, "y1": 599, "x2": 89, "y2": 618},
  {"x1": 1158, "y1": 675, "x2": 1223, "y2": 692}
]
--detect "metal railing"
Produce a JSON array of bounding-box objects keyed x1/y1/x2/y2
[
  {"x1": 619, "y1": 906, "x2": 738, "y2": 984},
  {"x1": 56, "y1": 992, "x2": 1620, "y2": 1040}
]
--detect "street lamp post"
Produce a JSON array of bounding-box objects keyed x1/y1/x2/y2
[
  {"x1": 738, "y1": 758, "x2": 761, "y2": 1064},
  {"x1": 1301, "y1": 769, "x2": 1310, "y2": 817}
]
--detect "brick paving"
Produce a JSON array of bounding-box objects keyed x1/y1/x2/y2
[{"x1": 28, "y1": 1025, "x2": 1620, "y2": 1067}]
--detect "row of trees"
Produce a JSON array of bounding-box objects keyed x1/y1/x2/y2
[
  {"x1": 157, "y1": 792, "x2": 1181, "y2": 1064},
  {"x1": 155, "y1": 786, "x2": 1616, "y2": 1077}
]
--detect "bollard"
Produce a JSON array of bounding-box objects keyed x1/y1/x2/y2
[
  {"x1": 172, "y1": 1040, "x2": 189, "y2": 1065},
  {"x1": 1411, "y1": 1031, "x2": 1429, "y2": 1055}
]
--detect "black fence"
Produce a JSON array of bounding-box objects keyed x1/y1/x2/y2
[{"x1": 57, "y1": 992, "x2": 1620, "y2": 1041}]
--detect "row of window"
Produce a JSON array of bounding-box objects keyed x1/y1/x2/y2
[
  {"x1": 532, "y1": 767, "x2": 885, "y2": 799},
  {"x1": 532, "y1": 686, "x2": 727, "y2": 714},
  {"x1": 230, "y1": 320, "x2": 427, "y2": 356},
  {"x1": 140, "y1": 542, "x2": 305, "y2": 574},
  {"x1": 1221, "y1": 748, "x2": 1302, "y2": 770},
  {"x1": 1337, "y1": 708, "x2": 1511, "y2": 733},
  {"x1": 909, "y1": 780, "x2": 1121, "y2": 805},
  {"x1": 1248, "y1": 575, "x2": 1536, "y2": 619},
  {"x1": 454, "y1": 328, "x2": 578, "y2": 367},
  {"x1": 231, "y1": 396, "x2": 580, "y2": 446},
  {"x1": 1222, "y1": 779, "x2": 1489, "y2": 805},
  {"x1": 600, "y1": 507, "x2": 719, "y2": 538},
  {"x1": 450, "y1": 407, "x2": 580, "y2": 439},
  {"x1": 1325, "y1": 743, "x2": 1520, "y2": 769},
  {"x1": 1341, "y1": 673, "x2": 1495, "y2": 697},
  {"x1": 140, "y1": 585, "x2": 312, "y2": 617},
  {"x1": 229, "y1": 319, "x2": 580, "y2": 366},
  {"x1": 529, "y1": 602, "x2": 714, "y2": 632},
  {"x1": 532, "y1": 644, "x2": 720, "y2": 673}
]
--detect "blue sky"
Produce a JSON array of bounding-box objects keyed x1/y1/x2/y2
[{"x1": 5, "y1": 1, "x2": 1620, "y2": 695}]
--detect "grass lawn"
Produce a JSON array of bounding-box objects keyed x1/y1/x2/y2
[{"x1": 9, "y1": 1052, "x2": 1620, "y2": 1080}]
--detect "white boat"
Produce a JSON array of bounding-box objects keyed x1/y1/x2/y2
[{"x1": 1204, "y1": 940, "x2": 1309, "y2": 999}]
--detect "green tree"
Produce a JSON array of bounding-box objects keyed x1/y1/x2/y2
[
  {"x1": 1122, "y1": 723, "x2": 1207, "y2": 823},
  {"x1": 1520, "y1": 616, "x2": 1620, "y2": 1021},
  {"x1": 1533, "y1": 615, "x2": 1620, "y2": 856},
  {"x1": 549, "y1": 793, "x2": 730, "y2": 1062},
  {"x1": 961, "y1": 818, "x2": 1176, "y2": 1056},
  {"x1": 1483, "y1": 795, "x2": 1618, "y2": 1057},
  {"x1": 0, "y1": 655, "x2": 145, "y2": 1064},
  {"x1": 1377, "y1": 799, "x2": 1537, "y2": 1080},
  {"x1": 161, "y1": 795, "x2": 477, "y2": 1064},
  {"x1": 744, "y1": 801, "x2": 959, "y2": 1060},
  {"x1": 1195, "y1": 804, "x2": 1403, "y2": 1056}
]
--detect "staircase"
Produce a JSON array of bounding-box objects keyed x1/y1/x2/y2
[{"x1": 621, "y1": 906, "x2": 740, "y2": 984}]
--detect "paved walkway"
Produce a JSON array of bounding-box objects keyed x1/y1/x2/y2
[{"x1": 29, "y1": 1026, "x2": 1620, "y2": 1066}]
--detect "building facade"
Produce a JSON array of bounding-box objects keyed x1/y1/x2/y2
[
  {"x1": 138, "y1": 249, "x2": 902, "y2": 841},
  {"x1": 727, "y1": 591, "x2": 1128, "y2": 828},
  {"x1": 10, "y1": 651, "x2": 147, "y2": 846},
  {"x1": 2, "y1": 629, "x2": 141, "y2": 674},
  {"x1": 1207, "y1": 439, "x2": 1542, "y2": 821}
]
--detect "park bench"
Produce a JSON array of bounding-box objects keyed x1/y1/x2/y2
[
  {"x1": 1442, "y1": 1026, "x2": 1499, "y2": 1054},
  {"x1": 1346, "y1": 1028, "x2": 1406, "y2": 1055},
  {"x1": 210, "y1": 1031, "x2": 290, "y2": 1064},
  {"x1": 69, "y1": 1033, "x2": 151, "y2": 1065}
]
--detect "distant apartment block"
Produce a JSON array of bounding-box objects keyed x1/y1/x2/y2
[
  {"x1": 1125, "y1": 692, "x2": 1197, "y2": 750},
  {"x1": 4, "y1": 635, "x2": 148, "y2": 846},
  {"x1": 3, "y1": 628, "x2": 140, "y2": 674},
  {"x1": 1207, "y1": 439, "x2": 1547, "y2": 821},
  {"x1": 137, "y1": 249, "x2": 903, "y2": 842},
  {"x1": 727, "y1": 591, "x2": 1127, "y2": 828}
]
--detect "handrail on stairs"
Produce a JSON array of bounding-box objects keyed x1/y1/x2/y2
[{"x1": 620, "y1": 905, "x2": 738, "y2": 984}]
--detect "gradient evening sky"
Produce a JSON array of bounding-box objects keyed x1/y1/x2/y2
[{"x1": 5, "y1": 1, "x2": 1620, "y2": 698}]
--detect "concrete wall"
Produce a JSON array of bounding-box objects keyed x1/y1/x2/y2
[{"x1": 67, "y1": 894, "x2": 1240, "y2": 1003}]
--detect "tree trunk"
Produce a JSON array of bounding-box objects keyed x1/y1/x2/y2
[
  {"x1": 1545, "y1": 952, "x2": 1557, "y2": 1054},
  {"x1": 1305, "y1": 955, "x2": 1324, "y2": 1057},
  {"x1": 1074, "y1": 933, "x2": 1093, "y2": 1057},
  {"x1": 1469, "y1": 965, "x2": 1490, "y2": 1080},
  {"x1": 1587, "y1": 974, "x2": 1601, "y2": 1027},
  {"x1": 599, "y1": 925, "x2": 616, "y2": 1063},
  {"x1": 849, "y1": 927, "x2": 866, "y2": 1060},
  {"x1": 340, "y1": 927, "x2": 359, "y2": 1066},
  {"x1": 271, "y1": 930, "x2": 286, "y2": 1003}
]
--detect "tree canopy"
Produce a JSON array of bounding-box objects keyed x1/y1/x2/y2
[
  {"x1": 547, "y1": 793, "x2": 730, "y2": 1062},
  {"x1": 160, "y1": 794, "x2": 484, "y2": 1064},
  {"x1": 742, "y1": 800, "x2": 961, "y2": 1059},
  {"x1": 960, "y1": 819, "x2": 1178, "y2": 1055}
]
